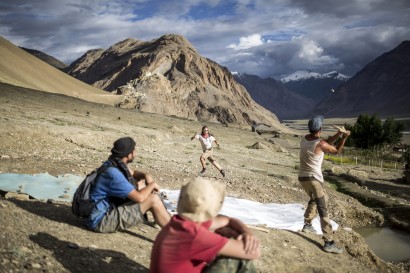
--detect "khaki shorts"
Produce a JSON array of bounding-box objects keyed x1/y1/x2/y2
[
  {"x1": 95, "y1": 201, "x2": 144, "y2": 233},
  {"x1": 201, "y1": 149, "x2": 215, "y2": 162}
]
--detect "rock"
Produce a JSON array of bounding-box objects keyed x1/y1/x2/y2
[
  {"x1": 5, "y1": 192, "x2": 30, "y2": 200},
  {"x1": 250, "y1": 142, "x2": 267, "y2": 149},
  {"x1": 67, "y1": 242, "x2": 80, "y2": 249},
  {"x1": 31, "y1": 263, "x2": 41, "y2": 269},
  {"x1": 330, "y1": 166, "x2": 345, "y2": 174},
  {"x1": 348, "y1": 169, "x2": 368, "y2": 179}
]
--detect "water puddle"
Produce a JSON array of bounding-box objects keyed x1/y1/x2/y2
[{"x1": 356, "y1": 227, "x2": 410, "y2": 262}]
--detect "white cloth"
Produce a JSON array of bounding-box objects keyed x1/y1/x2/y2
[{"x1": 161, "y1": 189, "x2": 339, "y2": 235}]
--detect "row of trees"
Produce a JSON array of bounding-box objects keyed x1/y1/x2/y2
[{"x1": 344, "y1": 114, "x2": 405, "y2": 149}]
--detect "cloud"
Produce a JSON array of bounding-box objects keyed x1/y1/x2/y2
[
  {"x1": 0, "y1": 0, "x2": 409, "y2": 79},
  {"x1": 227, "y1": 34, "x2": 265, "y2": 50}
]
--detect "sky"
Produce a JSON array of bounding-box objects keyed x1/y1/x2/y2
[{"x1": 0, "y1": 0, "x2": 409, "y2": 79}]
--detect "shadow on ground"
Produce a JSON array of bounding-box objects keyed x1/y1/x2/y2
[{"x1": 30, "y1": 232, "x2": 149, "y2": 273}]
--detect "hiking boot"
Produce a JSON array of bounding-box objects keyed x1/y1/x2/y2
[
  {"x1": 200, "y1": 168, "x2": 206, "y2": 174},
  {"x1": 323, "y1": 241, "x2": 343, "y2": 254},
  {"x1": 302, "y1": 223, "x2": 316, "y2": 234},
  {"x1": 220, "y1": 169, "x2": 226, "y2": 178}
]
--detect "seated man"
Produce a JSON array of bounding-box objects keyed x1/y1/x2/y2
[
  {"x1": 86, "y1": 136, "x2": 170, "y2": 233},
  {"x1": 150, "y1": 177, "x2": 260, "y2": 273}
]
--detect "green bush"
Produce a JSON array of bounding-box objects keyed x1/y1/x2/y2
[{"x1": 345, "y1": 114, "x2": 404, "y2": 149}]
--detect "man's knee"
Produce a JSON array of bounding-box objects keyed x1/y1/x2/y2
[{"x1": 148, "y1": 194, "x2": 166, "y2": 211}]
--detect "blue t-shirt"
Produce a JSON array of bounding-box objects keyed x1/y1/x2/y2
[{"x1": 85, "y1": 165, "x2": 135, "y2": 229}]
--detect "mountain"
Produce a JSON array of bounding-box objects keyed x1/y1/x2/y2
[
  {"x1": 20, "y1": 47, "x2": 68, "y2": 70},
  {"x1": 65, "y1": 34, "x2": 287, "y2": 130},
  {"x1": 313, "y1": 41, "x2": 410, "y2": 118},
  {"x1": 0, "y1": 36, "x2": 121, "y2": 105},
  {"x1": 281, "y1": 71, "x2": 349, "y2": 103},
  {"x1": 233, "y1": 72, "x2": 315, "y2": 120}
]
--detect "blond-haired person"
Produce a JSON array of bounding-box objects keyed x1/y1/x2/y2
[{"x1": 150, "y1": 177, "x2": 260, "y2": 273}]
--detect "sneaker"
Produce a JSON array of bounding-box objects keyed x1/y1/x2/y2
[
  {"x1": 302, "y1": 223, "x2": 316, "y2": 234},
  {"x1": 220, "y1": 169, "x2": 226, "y2": 178},
  {"x1": 323, "y1": 241, "x2": 343, "y2": 254},
  {"x1": 200, "y1": 168, "x2": 206, "y2": 174}
]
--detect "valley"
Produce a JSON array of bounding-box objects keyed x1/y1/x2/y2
[{"x1": 1, "y1": 83, "x2": 409, "y2": 272}]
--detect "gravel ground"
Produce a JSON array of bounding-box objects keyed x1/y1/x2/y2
[{"x1": 1, "y1": 83, "x2": 409, "y2": 273}]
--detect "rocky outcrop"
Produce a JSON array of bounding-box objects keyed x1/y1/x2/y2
[{"x1": 65, "y1": 34, "x2": 285, "y2": 129}]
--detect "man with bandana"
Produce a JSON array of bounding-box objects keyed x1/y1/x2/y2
[{"x1": 86, "y1": 137, "x2": 170, "y2": 233}]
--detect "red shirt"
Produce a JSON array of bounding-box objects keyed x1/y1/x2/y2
[{"x1": 150, "y1": 215, "x2": 229, "y2": 273}]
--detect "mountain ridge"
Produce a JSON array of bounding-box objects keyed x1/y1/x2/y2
[
  {"x1": 233, "y1": 72, "x2": 315, "y2": 120},
  {"x1": 313, "y1": 41, "x2": 410, "y2": 118},
  {"x1": 65, "y1": 34, "x2": 288, "y2": 130}
]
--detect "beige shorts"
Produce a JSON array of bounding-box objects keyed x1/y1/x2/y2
[
  {"x1": 201, "y1": 149, "x2": 215, "y2": 162},
  {"x1": 94, "y1": 201, "x2": 144, "y2": 233}
]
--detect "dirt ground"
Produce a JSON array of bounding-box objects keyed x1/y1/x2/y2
[{"x1": 1, "y1": 83, "x2": 410, "y2": 273}]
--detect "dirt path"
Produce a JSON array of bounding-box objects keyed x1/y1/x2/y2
[{"x1": 1, "y1": 83, "x2": 409, "y2": 272}]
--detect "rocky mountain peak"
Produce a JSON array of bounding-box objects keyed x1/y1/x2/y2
[{"x1": 65, "y1": 35, "x2": 284, "y2": 129}]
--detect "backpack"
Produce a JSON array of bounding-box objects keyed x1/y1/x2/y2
[{"x1": 71, "y1": 164, "x2": 110, "y2": 218}]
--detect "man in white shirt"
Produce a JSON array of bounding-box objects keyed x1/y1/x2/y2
[{"x1": 298, "y1": 116, "x2": 350, "y2": 254}]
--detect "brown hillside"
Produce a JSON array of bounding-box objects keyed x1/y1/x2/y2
[{"x1": 0, "y1": 36, "x2": 122, "y2": 106}]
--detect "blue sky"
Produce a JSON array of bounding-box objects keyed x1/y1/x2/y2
[{"x1": 1, "y1": 0, "x2": 409, "y2": 79}]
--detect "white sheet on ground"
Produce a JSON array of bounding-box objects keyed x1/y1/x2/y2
[
  {"x1": 0, "y1": 173, "x2": 338, "y2": 234},
  {"x1": 160, "y1": 189, "x2": 338, "y2": 234}
]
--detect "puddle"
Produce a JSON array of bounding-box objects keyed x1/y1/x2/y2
[{"x1": 356, "y1": 227, "x2": 410, "y2": 262}]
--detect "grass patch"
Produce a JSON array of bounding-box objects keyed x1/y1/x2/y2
[{"x1": 325, "y1": 154, "x2": 355, "y2": 164}]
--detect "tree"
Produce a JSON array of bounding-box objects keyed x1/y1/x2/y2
[
  {"x1": 345, "y1": 114, "x2": 404, "y2": 149},
  {"x1": 382, "y1": 117, "x2": 405, "y2": 146}
]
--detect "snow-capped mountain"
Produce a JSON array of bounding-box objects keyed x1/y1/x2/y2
[
  {"x1": 280, "y1": 71, "x2": 350, "y2": 103},
  {"x1": 280, "y1": 70, "x2": 349, "y2": 83},
  {"x1": 313, "y1": 41, "x2": 410, "y2": 118}
]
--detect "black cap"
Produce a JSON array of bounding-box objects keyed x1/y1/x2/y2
[{"x1": 111, "y1": 137, "x2": 136, "y2": 158}]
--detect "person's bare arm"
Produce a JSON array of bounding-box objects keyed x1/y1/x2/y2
[
  {"x1": 218, "y1": 237, "x2": 260, "y2": 259},
  {"x1": 318, "y1": 131, "x2": 350, "y2": 155},
  {"x1": 191, "y1": 133, "x2": 197, "y2": 141},
  {"x1": 210, "y1": 215, "x2": 260, "y2": 257},
  {"x1": 127, "y1": 182, "x2": 159, "y2": 203},
  {"x1": 326, "y1": 131, "x2": 342, "y2": 145}
]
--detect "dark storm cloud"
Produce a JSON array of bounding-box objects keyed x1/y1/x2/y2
[{"x1": 0, "y1": 0, "x2": 409, "y2": 78}]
